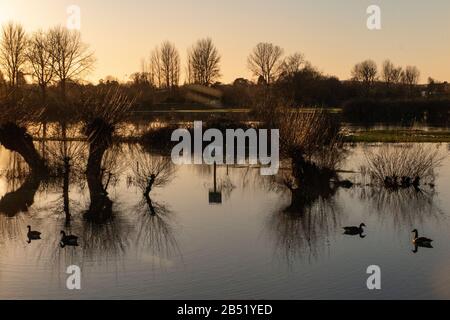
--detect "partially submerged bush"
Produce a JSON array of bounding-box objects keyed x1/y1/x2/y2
[
  {"x1": 141, "y1": 125, "x2": 181, "y2": 152},
  {"x1": 131, "y1": 145, "x2": 175, "y2": 198},
  {"x1": 363, "y1": 143, "x2": 444, "y2": 188}
]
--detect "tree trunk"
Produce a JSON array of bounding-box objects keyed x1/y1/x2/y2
[
  {"x1": 85, "y1": 129, "x2": 113, "y2": 222},
  {"x1": 0, "y1": 123, "x2": 47, "y2": 174}
]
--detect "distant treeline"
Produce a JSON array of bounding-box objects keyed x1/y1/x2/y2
[
  {"x1": 1, "y1": 22, "x2": 449, "y2": 125},
  {"x1": 343, "y1": 98, "x2": 450, "y2": 125}
]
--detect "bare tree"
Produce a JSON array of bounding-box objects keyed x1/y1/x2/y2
[
  {"x1": 47, "y1": 26, "x2": 95, "y2": 97},
  {"x1": 0, "y1": 22, "x2": 27, "y2": 90},
  {"x1": 279, "y1": 52, "x2": 305, "y2": 77},
  {"x1": 140, "y1": 58, "x2": 151, "y2": 84},
  {"x1": 402, "y1": 65, "x2": 420, "y2": 87},
  {"x1": 185, "y1": 53, "x2": 194, "y2": 84},
  {"x1": 352, "y1": 60, "x2": 377, "y2": 83},
  {"x1": 160, "y1": 41, "x2": 180, "y2": 88},
  {"x1": 248, "y1": 42, "x2": 284, "y2": 85},
  {"x1": 351, "y1": 60, "x2": 377, "y2": 95},
  {"x1": 26, "y1": 30, "x2": 54, "y2": 101},
  {"x1": 381, "y1": 59, "x2": 402, "y2": 86},
  {"x1": 187, "y1": 38, "x2": 221, "y2": 86},
  {"x1": 131, "y1": 147, "x2": 175, "y2": 198},
  {"x1": 149, "y1": 47, "x2": 162, "y2": 88},
  {"x1": 0, "y1": 70, "x2": 6, "y2": 96}
]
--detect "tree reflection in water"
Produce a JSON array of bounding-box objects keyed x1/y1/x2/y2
[
  {"x1": 266, "y1": 168, "x2": 342, "y2": 265},
  {"x1": 0, "y1": 154, "x2": 44, "y2": 242},
  {"x1": 130, "y1": 145, "x2": 180, "y2": 263},
  {"x1": 355, "y1": 185, "x2": 442, "y2": 230},
  {"x1": 44, "y1": 134, "x2": 87, "y2": 223}
]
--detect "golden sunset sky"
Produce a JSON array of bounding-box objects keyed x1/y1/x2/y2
[{"x1": 1, "y1": 0, "x2": 449, "y2": 84}]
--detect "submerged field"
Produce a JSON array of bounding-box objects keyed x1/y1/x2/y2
[{"x1": 0, "y1": 141, "x2": 449, "y2": 299}]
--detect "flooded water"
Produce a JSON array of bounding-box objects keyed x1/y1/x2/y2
[{"x1": 0, "y1": 142, "x2": 449, "y2": 300}]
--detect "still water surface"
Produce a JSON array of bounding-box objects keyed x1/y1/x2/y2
[{"x1": 0, "y1": 143, "x2": 449, "y2": 299}]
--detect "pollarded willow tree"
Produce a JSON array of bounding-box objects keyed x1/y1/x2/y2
[
  {"x1": 0, "y1": 97, "x2": 47, "y2": 173},
  {"x1": 187, "y1": 38, "x2": 221, "y2": 86},
  {"x1": 79, "y1": 87, "x2": 135, "y2": 220}
]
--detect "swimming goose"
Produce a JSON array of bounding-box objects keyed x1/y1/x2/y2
[
  {"x1": 343, "y1": 223, "x2": 366, "y2": 235},
  {"x1": 60, "y1": 231, "x2": 79, "y2": 246},
  {"x1": 27, "y1": 226, "x2": 41, "y2": 240},
  {"x1": 412, "y1": 229, "x2": 433, "y2": 245}
]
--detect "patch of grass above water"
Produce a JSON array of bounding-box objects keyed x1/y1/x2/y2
[{"x1": 344, "y1": 129, "x2": 450, "y2": 143}]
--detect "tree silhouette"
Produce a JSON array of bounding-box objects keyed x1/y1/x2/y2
[
  {"x1": 47, "y1": 26, "x2": 95, "y2": 97},
  {"x1": 351, "y1": 59, "x2": 377, "y2": 95},
  {"x1": 248, "y1": 42, "x2": 284, "y2": 85},
  {"x1": 160, "y1": 41, "x2": 180, "y2": 88},
  {"x1": 381, "y1": 59, "x2": 402, "y2": 86},
  {"x1": 26, "y1": 30, "x2": 54, "y2": 102},
  {"x1": 402, "y1": 65, "x2": 420, "y2": 95},
  {"x1": 187, "y1": 38, "x2": 221, "y2": 86},
  {"x1": 0, "y1": 22, "x2": 27, "y2": 91}
]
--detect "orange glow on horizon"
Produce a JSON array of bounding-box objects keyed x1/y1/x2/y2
[{"x1": 0, "y1": 0, "x2": 449, "y2": 85}]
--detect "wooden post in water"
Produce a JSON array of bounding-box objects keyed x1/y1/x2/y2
[{"x1": 214, "y1": 161, "x2": 217, "y2": 192}]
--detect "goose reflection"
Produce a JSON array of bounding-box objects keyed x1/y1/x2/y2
[{"x1": 412, "y1": 242, "x2": 434, "y2": 254}]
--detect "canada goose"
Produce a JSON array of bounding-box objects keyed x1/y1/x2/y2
[
  {"x1": 343, "y1": 223, "x2": 366, "y2": 236},
  {"x1": 412, "y1": 229, "x2": 433, "y2": 246},
  {"x1": 60, "y1": 231, "x2": 79, "y2": 246},
  {"x1": 27, "y1": 226, "x2": 41, "y2": 240}
]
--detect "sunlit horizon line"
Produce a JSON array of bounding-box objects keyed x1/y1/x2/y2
[
  {"x1": 0, "y1": 17, "x2": 441, "y2": 86},
  {"x1": 1, "y1": 4, "x2": 448, "y2": 86}
]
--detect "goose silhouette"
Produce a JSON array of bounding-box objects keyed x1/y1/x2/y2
[
  {"x1": 343, "y1": 223, "x2": 366, "y2": 238},
  {"x1": 412, "y1": 229, "x2": 433, "y2": 253},
  {"x1": 27, "y1": 225, "x2": 41, "y2": 243},
  {"x1": 60, "y1": 231, "x2": 79, "y2": 247}
]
